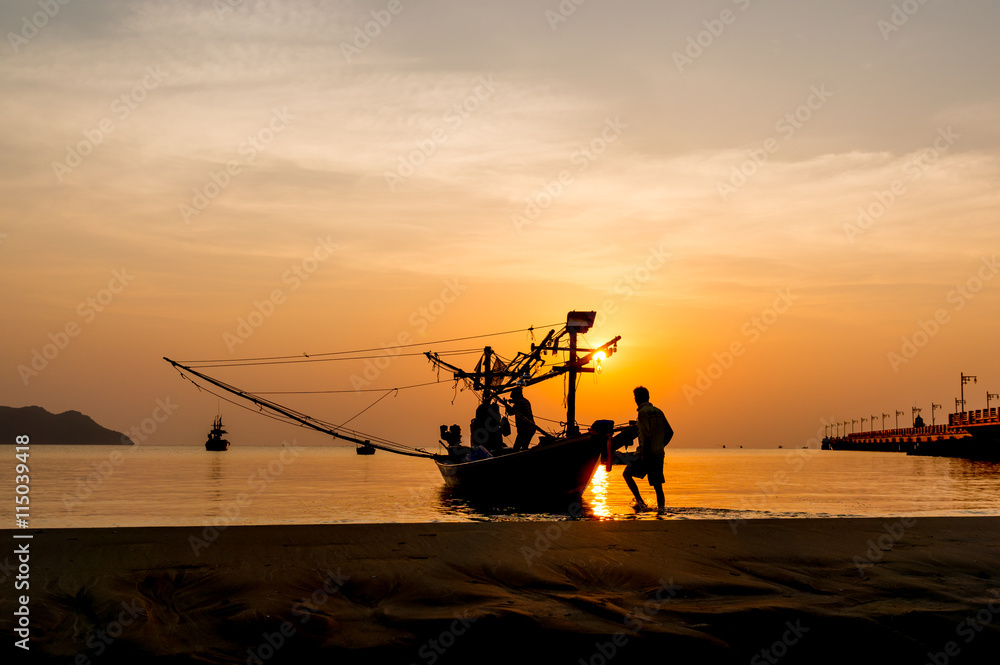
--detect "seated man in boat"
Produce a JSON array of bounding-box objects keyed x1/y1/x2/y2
[
  {"x1": 507, "y1": 387, "x2": 538, "y2": 452},
  {"x1": 623, "y1": 386, "x2": 673, "y2": 513},
  {"x1": 440, "y1": 424, "x2": 468, "y2": 458},
  {"x1": 471, "y1": 401, "x2": 506, "y2": 453}
]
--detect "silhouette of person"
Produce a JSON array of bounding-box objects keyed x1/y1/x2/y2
[
  {"x1": 623, "y1": 386, "x2": 673, "y2": 513},
  {"x1": 507, "y1": 387, "x2": 537, "y2": 452},
  {"x1": 472, "y1": 401, "x2": 504, "y2": 452}
]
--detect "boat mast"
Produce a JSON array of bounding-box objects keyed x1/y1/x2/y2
[
  {"x1": 482, "y1": 346, "x2": 494, "y2": 405},
  {"x1": 424, "y1": 311, "x2": 619, "y2": 438}
]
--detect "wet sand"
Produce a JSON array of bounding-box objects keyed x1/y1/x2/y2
[{"x1": 5, "y1": 517, "x2": 1000, "y2": 664}]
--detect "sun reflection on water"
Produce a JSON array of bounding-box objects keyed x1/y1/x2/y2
[{"x1": 586, "y1": 465, "x2": 613, "y2": 519}]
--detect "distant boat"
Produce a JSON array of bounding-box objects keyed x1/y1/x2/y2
[
  {"x1": 356, "y1": 441, "x2": 376, "y2": 455},
  {"x1": 205, "y1": 415, "x2": 230, "y2": 451}
]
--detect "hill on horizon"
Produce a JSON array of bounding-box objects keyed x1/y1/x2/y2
[{"x1": 0, "y1": 405, "x2": 134, "y2": 445}]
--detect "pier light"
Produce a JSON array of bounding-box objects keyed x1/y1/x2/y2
[
  {"x1": 931, "y1": 403, "x2": 941, "y2": 426},
  {"x1": 959, "y1": 373, "x2": 977, "y2": 413},
  {"x1": 882, "y1": 413, "x2": 890, "y2": 429},
  {"x1": 851, "y1": 418, "x2": 858, "y2": 433},
  {"x1": 895, "y1": 410, "x2": 904, "y2": 429},
  {"x1": 912, "y1": 406, "x2": 922, "y2": 427},
  {"x1": 988, "y1": 392, "x2": 999, "y2": 410},
  {"x1": 871, "y1": 414, "x2": 878, "y2": 432},
  {"x1": 861, "y1": 416, "x2": 867, "y2": 432}
]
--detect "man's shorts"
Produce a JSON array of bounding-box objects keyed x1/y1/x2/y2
[{"x1": 624, "y1": 452, "x2": 664, "y2": 486}]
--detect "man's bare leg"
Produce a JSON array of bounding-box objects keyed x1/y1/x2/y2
[
  {"x1": 654, "y1": 484, "x2": 665, "y2": 513},
  {"x1": 624, "y1": 473, "x2": 647, "y2": 509}
]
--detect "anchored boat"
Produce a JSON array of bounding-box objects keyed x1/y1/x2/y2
[
  {"x1": 165, "y1": 311, "x2": 630, "y2": 503},
  {"x1": 204, "y1": 415, "x2": 230, "y2": 451}
]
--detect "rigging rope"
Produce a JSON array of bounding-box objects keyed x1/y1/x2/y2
[
  {"x1": 254, "y1": 380, "x2": 449, "y2": 395},
  {"x1": 339, "y1": 388, "x2": 397, "y2": 428},
  {"x1": 186, "y1": 348, "x2": 481, "y2": 369},
  {"x1": 176, "y1": 323, "x2": 562, "y2": 365}
]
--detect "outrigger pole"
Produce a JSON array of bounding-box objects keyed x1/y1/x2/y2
[{"x1": 163, "y1": 357, "x2": 435, "y2": 458}]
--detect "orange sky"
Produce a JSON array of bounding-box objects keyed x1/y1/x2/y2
[{"x1": 2, "y1": 0, "x2": 999, "y2": 447}]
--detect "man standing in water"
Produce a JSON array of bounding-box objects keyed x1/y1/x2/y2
[{"x1": 623, "y1": 386, "x2": 673, "y2": 512}]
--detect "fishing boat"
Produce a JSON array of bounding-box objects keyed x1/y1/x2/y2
[
  {"x1": 356, "y1": 441, "x2": 376, "y2": 455},
  {"x1": 165, "y1": 311, "x2": 630, "y2": 504},
  {"x1": 204, "y1": 415, "x2": 230, "y2": 451}
]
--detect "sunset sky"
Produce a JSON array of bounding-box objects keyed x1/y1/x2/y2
[{"x1": 3, "y1": 0, "x2": 998, "y2": 448}]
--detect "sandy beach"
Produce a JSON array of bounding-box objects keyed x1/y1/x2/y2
[{"x1": 5, "y1": 517, "x2": 1000, "y2": 664}]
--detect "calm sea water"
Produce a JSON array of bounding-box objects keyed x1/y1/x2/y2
[{"x1": 7, "y1": 446, "x2": 1000, "y2": 528}]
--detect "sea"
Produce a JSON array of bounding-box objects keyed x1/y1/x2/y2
[{"x1": 6, "y1": 446, "x2": 1000, "y2": 529}]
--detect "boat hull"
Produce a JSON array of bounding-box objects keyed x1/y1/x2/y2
[{"x1": 434, "y1": 430, "x2": 605, "y2": 503}]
